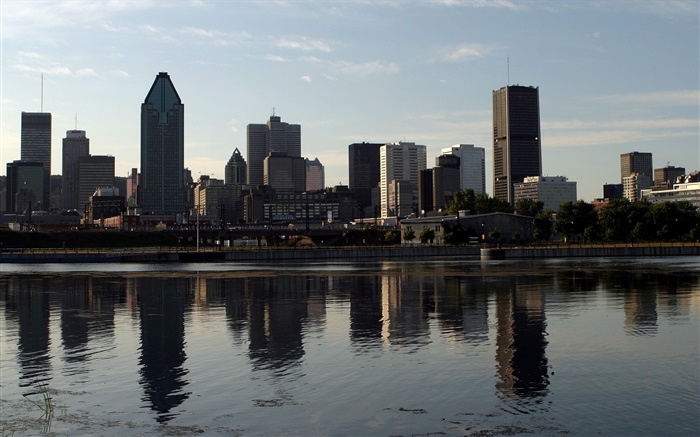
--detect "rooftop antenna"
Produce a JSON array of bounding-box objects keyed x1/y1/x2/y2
[
  {"x1": 507, "y1": 57, "x2": 510, "y2": 86},
  {"x1": 41, "y1": 73, "x2": 44, "y2": 112},
  {"x1": 272, "y1": 107, "x2": 276, "y2": 117}
]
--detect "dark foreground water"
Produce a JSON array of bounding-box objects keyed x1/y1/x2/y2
[{"x1": 1, "y1": 257, "x2": 698, "y2": 436}]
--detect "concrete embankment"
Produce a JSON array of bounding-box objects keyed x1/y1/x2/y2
[
  {"x1": 481, "y1": 244, "x2": 700, "y2": 260},
  {"x1": 1, "y1": 244, "x2": 698, "y2": 264}
]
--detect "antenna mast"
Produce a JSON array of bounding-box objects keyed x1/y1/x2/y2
[
  {"x1": 41, "y1": 73, "x2": 44, "y2": 112},
  {"x1": 507, "y1": 57, "x2": 510, "y2": 86}
]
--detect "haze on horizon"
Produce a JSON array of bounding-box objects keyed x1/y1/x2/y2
[{"x1": 2, "y1": 0, "x2": 698, "y2": 202}]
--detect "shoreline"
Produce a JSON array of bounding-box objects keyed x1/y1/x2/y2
[{"x1": 1, "y1": 243, "x2": 698, "y2": 263}]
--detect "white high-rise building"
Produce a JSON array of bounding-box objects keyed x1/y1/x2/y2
[
  {"x1": 380, "y1": 141, "x2": 427, "y2": 217},
  {"x1": 441, "y1": 144, "x2": 486, "y2": 194},
  {"x1": 513, "y1": 176, "x2": 577, "y2": 211}
]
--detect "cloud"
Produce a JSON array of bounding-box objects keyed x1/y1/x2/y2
[
  {"x1": 595, "y1": 90, "x2": 700, "y2": 106},
  {"x1": 332, "y1": 60, "x2": 400, "y2": 76},
  {"x1": 431, "y1": 0, "x2": 523, "y2": 10},
  {"x1": 301, "y1": 76, "x2": 312, "y2": 82},
  {"x1": 438, "y1": 43, "x2": 494, "y2": 62},
  {"x1": 261, "y1": 54, "x2": 287, "y2": 62},
  {"x1": 14, "y1": 64, "x2": 73, "y2": 76},
  {"x1": 75, "y1": 68, "x2": 98, "y2": 78},
  {"x1": 276, "y1": 37, "x2": 333, "y2": 53}
]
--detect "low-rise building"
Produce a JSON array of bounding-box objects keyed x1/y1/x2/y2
[{"x1": 514, "y1": 176, "x2": 577, "y2": 211}]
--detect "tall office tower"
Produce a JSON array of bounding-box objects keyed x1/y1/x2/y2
[
  {"x1": 418, "y1": 169, "x2": 434, "y2": 215},
  {"x1": 348, "y1": 142, "x2": 383, "y2": 217},
  {"x1": 246, "y1": 115, "x2": 301, "y2": 187},
  {"x1": 379, "y1": 141, "x2": 427, "y2": 217},
  {"x1": 306, "y1": 157, "x2": 325, "y2": 191},
  {"x1": 441, "y1": 144, "x2": 486, "y2": 194},
  {"x1": 225, "y1": 148, "x2": 247, "y2": 186},
  {"x1": 61, "y1": 130, "x2": 90, "y2": 210},
  {"x1": 6, "y1": 161, "x2": 44, "y2": 213},
  {"x1": 21, "y1": 112, "x2": 52, "y2": 210},
  {"x1": 654, "y1": 165, "x2": 685, "y2": 185},
  {"x1": 620, "y1": 151, "x2": 652, "y2": 184},
  {"x1": 263, "y1": 152, "x2": 306, "y2": 193},
  {"x1": 77, "y1": 155, "x2": 115, "y2": 210},
  {"x1": 433, "y1": 154, "x2": 461, "y2": 211},
  {"x1": 140, "y1": 72, "x2": 185, "y2": 215},
  {"x1": 492, "y1": 85, "x2": 542, "y2": 205}
]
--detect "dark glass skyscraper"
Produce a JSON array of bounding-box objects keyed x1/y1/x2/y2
[
  {"x1": 62, "y1": 130, "x2": 90, "y2": 210},
  {"x1": 140, "y1": 72, "x2": 185, "y2": 215},
  {"x1": 492, "y1": 85, "x2": 541, "y2": 205},
  {"x1": 21, "y1": 112, "x2": 52, "y2": 210},
  {"x1": 348, "y1": 142, "x2": 382, "y2": 216}
]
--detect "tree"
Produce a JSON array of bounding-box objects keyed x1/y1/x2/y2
[
  {"x1": 402, "y1": 228, "x2": 415, "y2": 244},
  {"x1": 446, "y1": 189, "x2": 476, "y2": 216},
  {"x1": 534, "y1": 210, "x2": 553, "y2": 241},
  {"x1": 555, "y1": 200, "x2": 599, "y2": 242},
  {"x1": 419, "y1": 226, "x2": 436, "y2": 244},
  {"x1": 488, "y1": 228, "x2": 501, "y2": 241},
  {"x1": 515, "y1": 198, "x2": 544, "y2": 217},
  {"x1": 474, "y1": 193, "x2": 513, "y2": 214},
  {"x1": 599, "y1": 199, "x2": 633, "y2": 241},
  {"x1": 384, "y1": 230, "x2": 399, "y2": 245}
]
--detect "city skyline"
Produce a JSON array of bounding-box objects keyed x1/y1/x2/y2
[{"x1": 2, "y1": 1, "x2": 698, "y2": 202}]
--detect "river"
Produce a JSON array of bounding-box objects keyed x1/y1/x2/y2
[{"x1": 1, "y1": 257, "x2": 698, "y2": 436}]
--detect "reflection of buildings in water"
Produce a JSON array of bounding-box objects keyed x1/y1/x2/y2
[
  {"x1": 244, "y1": 276, "x2": 308, "y2": 373},
  {"x1": 60, "y1": 277, "x2": 118, "y2": 379},
  {"x1": 439, "y1": 276, "x2": 489, "y2": 344},
  {"x1": 4, "y1": 277, "x2": 52, "y2": 387},
  {"x1": 495, "y1": 278, "x2": 549, "y2": 403},
  {"x1": 380, "y1": 272, "x2": 431, "y2": 347},
  {"x1": 348, "y1": 275, "x2": 383, "y2": 348},
  {"x1": 136, "y1": 277, "x2": 190, "y2": 423},
  {"x1": 624, "y1": 289, "x2": 658, "y2": 336}
]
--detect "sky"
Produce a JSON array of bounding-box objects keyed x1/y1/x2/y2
[{"x1": 1, "y1": 0, "x2": 698, "y2": 202}]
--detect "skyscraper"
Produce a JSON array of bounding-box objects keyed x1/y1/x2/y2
[
  {"x1": 6, "y1": 161, "x2": 44, "y2": 213},
  {"x1": 305, "y1": 157, "x2": 325, "y2": 191},
  {"x1": 492, "y1": 85, "x2": 541, "y2": 205},
  {"x1": 246, "y1": 115, "x2": 301, "y2": 187},
  {"x1": 441, "y1": 144, "x2": 486, "y2": 194},
  {"x1": 379, "y1": 141, "x2": 427, "y2": 217},
  {"x1": 62, "y1": 130, "x2": 90, "y2": 210},
  {"x1": 225, "y1": 148, "x2": 247, "y2": 186},
  {"x1": 21, "y1": 112, "x2": 52, "y2": 210},
  {"x1": 348, "y1": 142, "x2": 383, "y2": 217},
  {"x1": 140, "y1": 72, "x2": 185, "y2": 215},
  {"x1": 620, "y1": 151, "x2": 652, "y2": 184}
]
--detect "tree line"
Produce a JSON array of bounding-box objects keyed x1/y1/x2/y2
[{"x1": 444, "y1": 189, "x2": 700, "y2": 243}]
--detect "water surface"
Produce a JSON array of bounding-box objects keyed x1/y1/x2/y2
[{"x1": 1, "y1": 257, "x2": 698, "y2": 436}]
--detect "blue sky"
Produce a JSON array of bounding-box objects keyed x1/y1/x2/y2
[{"x1": 2, "y1": 0, "x2": 698, "y2": 202}]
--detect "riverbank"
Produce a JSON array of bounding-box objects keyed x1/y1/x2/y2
[{"x1": 1, "y1": 243, "x2": 698, "y2": 263}]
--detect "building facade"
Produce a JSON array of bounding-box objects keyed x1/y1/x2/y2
[
  {"x1": 622, "y1": 173, "x2": 651, "y2": 202},
  {"x1": 6, "y1": 161, "x2": 44, "y2": 213},
  {"x1": 642, "y1": 181, "x2": 700, "y2": 208},
  {"x1": 379, "y1": 141, "x2": 427, "y2": 217},
  {"x1": 247, "y1": 115, "x2": 301, "y2": 187},
  {"x1": 306, "y1": 157, "x2": 325, "y2": 191},
  {"x1": 61, "y1": 130, "x2": 90, "y2": 210},
  {"x1": 77, "y1": 155, "x2": 115, "y2": 212},
  {"x1": 263, "y1": 152, "x2": 306, "y2": 193},
  {"x1": 140, "y1": 72, "x2": 185, "y2": 215},
  {"x1": 21, "y1": 112, "x2": 52, "y2": 210},
  {"x1": 513, "y1": 176, "x2": 577, "y2": 212},
  {"x1": 432, "y1": 154, "x2": 461, "y2": 211},
  {"x1": 348, "y1": 142, "x2": 383, "y2": 218},
  {"x1": 441, "y1": 144, "x2": 486, "y2": 194},
  {"x1": 492, "y1": 86, "x2": 541, "y2": 205},
  {"x1": 620, "y1": 151, "x2": 652, "y2": 184}
]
